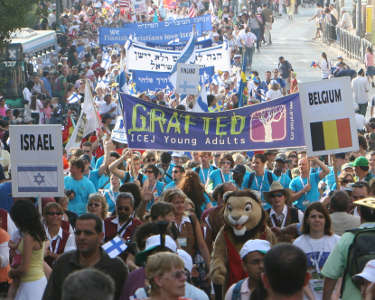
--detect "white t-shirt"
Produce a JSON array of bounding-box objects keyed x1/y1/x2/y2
[
  {"x1": 293, "y1": 234, "x2": 340, "y2": 300},
  {"x1": 266, "y1": 89, "x2": 282, "y2": 101},
  {"x1": 352, "y1": 76, "x2": 370, "y2": 104},
  {"x1": 98, "y1": 100, "x2": 117, "y2": 116},
  {"x1": 320, "y1": 59, "x2": 331, "y2": 79}
]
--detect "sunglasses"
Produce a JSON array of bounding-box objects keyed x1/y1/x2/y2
[
  {"x1": 271, "y1": 192, "x2": 284, "y2": 198},
  {"x1": 46, "y1": 211, "x2": 63, "y2": 216},
  {"x1": 145, "y1": 158, "x2": 156, "y2": 163},
  {"x1": 221, "y1": 161, "x2": 231, "y2": 165},
  {"x1": 88, "y1": 203, "x2": 101, "y2": 207},
  {"x1": 170, "y1": 270, "x2": 187, "y2": 280},
  {"x1": 172, "y1": 170, "x2": 180, "y2": 173},
  {"x1": 145, "y1": 170, "x2": 153, "y2": 174}
]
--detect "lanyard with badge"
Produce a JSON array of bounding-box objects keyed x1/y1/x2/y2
[
  {"x1": 307, "y1": 237, "x2": 325, "y2": 293},
  {"x1": 253, "y1": 174, "x2": 265, "y2": 201},
  {"x1": 300, "y1": 176, "x2": 310, "y2": 207},
  {"x1": 220, "y1": 170, "x2": 231, "y2": 183},
  {"x1": 200, "y1": 166, "x2": 209, "y2": 185}
]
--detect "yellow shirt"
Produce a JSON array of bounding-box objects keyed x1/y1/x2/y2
[{"x1": 18, "y1": 239, "x2": 45, "y2": 282}]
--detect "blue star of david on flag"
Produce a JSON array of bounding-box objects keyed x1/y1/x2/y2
[{"x1": 17, "y1": 166, "x2": 58, "y2": 193}]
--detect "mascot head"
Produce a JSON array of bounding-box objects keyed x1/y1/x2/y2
[{"x1": 223, "y1": 190, "x2": 265, "y2": 237}]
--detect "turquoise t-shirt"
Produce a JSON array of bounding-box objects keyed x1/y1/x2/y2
[
  {"x1": 275, "y1": 172, "x2": 292, "y2": 189},
  {"x1": 242, "y1": 170, "x2": 277, "y2": 207},
  {"x1": 104, "y1": 189, "x2": 118, "y2": 213},
  {"x1": 208, "y1": 169, "x2": 233, "y2": 190},
  {"x1": 163, "y1": 180, "x2": 176, "y2": 191},
  {"x1": 193, "y1": 165, "x2": 217, "y2": 185},
  {"x1": 146, "y1": 180, "x2": 165, "y2": 211},
  {"x1": 289, "y1": 172, "x2": 321, "y2": 211},
  {"x1": 64, "y1": 176, "x2": 97, "y2": 216},
  {"x1": 89, "y1": 169, "x2": 110, "y2": 190}
]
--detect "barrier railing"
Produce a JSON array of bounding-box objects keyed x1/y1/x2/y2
[{"x1": 322, "y1": 22, "x2": 373, "y2": 62}]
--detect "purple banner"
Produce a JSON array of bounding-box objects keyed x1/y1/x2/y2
[{"x1": 121, "y1": 93, "x2": 305, "y2": 151}]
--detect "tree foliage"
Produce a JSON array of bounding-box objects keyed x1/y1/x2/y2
[{"x1": 0, "y1": 0, "x2": 39, "y2": 48}]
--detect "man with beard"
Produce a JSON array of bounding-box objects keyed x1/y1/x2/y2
[
  {"x1": 104, "y1": 192, "x2": 142, "y2": 242},
  {"x1": 42, "y1": 214, "x2": 127, "y2": 300}
]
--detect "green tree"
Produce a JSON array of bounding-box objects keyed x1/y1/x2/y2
[{"x1": 0, "y1": 0, "x2": 40, "y2": 48}]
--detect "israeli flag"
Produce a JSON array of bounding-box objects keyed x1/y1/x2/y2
[
  {"x1": 67, "y1": 92, "x2": 82, "y2": 104},
  {"x1": 102, "y1": 236, "x2": 128, "y2": 258},
  {"x1": 17, "y1": 166, "x2": 58, "y2": 193},
  {"x1": 169, "y1": 26, "x2": 196, "y2": 89}
]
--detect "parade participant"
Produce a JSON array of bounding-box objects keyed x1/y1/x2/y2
[
  {"x1": 352, "y1": 69, "x2": 370, "y2": 116},
  {"x1": 329, "y1": 191, "x2": 360, "y2": 235},
  {"x1": 225, "y1": 239, "x2": 270, "y2": 300},
  {"x1": 144, "y1": 252, "x2": 187, "y2": 300},
  {"x1": 178, "y1": 170, "x2": 212, "y2": 219},
  {"x1": 202, "y1": 182, "x2": 237, "y2": 252},
  {"x1": 142, "y1": 164, "x2": 164, "y2": 211},
  {"x1": 86, "y1": 193, "x2": 108, "y2": 221},
  {"x1": 103, "y1": 174, "x2": 121, "y2": 213},
  {"x1": 43, "y1": 202, "x2": 76, "y2": 267},
  {"x1": 42, "y1": 214, "x2": 128, "y2": 300},
  {"x1": 293, "y1": 202, "x2": 340, "y2": 300},
  {"x1": 9, "y1": 200, "x2": 47, "y2": 300},
  {"x1": 64, "y1": 158, "x2": 96, "y2": 216},
  {"x1": 158, "y1": 152, "x2": 174, "y2": 184},
  {"x1": 243, "y1": 153, "x2": 277, "y2": 205},
  {"x1": 104, "y1": 192, "x2": 142, "y2": 243},
  {"x1": 262, "y1": 244, "x2": 311, "y2": 300},
  {"x1": 193, "y1": 152, "x2": 217, "y2": 185},
  {"x1": 207, "y1": 153, "x2": 234, "y2": 192},
  {"x1": 62, "y1": 269, "x2": 115, "y2": 300},
  {"x1": 289, "y1": 157, "x2": 330, "y2": 211},
  {"x1": 232, "y1": 164, "x2": 248, "y2": 190},
  {"x1": 161, "y1": 189, "x2": 210, "y2": 263},
  {"x1": 365, "y1": 46, "x2": 375, "y2": 88},
  {"x1": 272, "y1": 153, "x2": 292, "y2": 188},
  {"x1": 164, "y1": 165, "x2": 185, "y2": 191},
  {"x1": 353, "y1": 156, "x2": 374, "y2": 183},
  {"x1": 109, "y1": 151, "x2": 146, "y2": 187},
  {"x1": 322, "y1": 198, "x2": 375, "y2": 300},
  {"x1": 264, "y1": 182, "x2": 303, "y2": 229}
]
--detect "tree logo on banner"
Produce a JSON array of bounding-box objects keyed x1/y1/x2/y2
[{"x1": 250, "y1": 105, "x2": 286, "y2": 143}]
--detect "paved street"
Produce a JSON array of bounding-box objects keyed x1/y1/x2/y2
[
  {"x1": 252, "y1": 7, "x2": 326, "y2": 83},
  {"x1": 252, "y1": 7, "x2": 375, "y2": 116}
]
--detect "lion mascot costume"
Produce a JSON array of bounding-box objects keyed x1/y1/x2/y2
[{"x1": 210, "y1": 190, "x2": 276, "y2": 296}]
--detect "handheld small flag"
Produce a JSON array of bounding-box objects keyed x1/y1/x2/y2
[{"x1": 102, "y1": 236, "x2": 128, "y2": 258}]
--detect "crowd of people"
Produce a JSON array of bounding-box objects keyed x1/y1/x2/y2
[{"x1": 0, "y1": 0, "x2": 375, "y2": 299}]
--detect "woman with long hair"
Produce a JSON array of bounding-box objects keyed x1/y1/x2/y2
[
  {"x1": 178, "y1": 170, "x2": 212, "y2": 219},
  {"x1": 318, "y1": 52, "x2": 331, "y2": 80},
  {"x1": 293, "y1": 202, "x2": 340, "y2": 300},
  {"x1": 9, "y1": 200, "x2": 48, "y2": 300}
]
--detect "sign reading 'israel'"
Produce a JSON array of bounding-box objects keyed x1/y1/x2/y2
[{"x1": 10, "y1": 125, "x2": 64, "y2": 197}]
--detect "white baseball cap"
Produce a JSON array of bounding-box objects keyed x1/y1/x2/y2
[
  {"x1": 135, "y1": 234, "x2": 177, "y2": 265},
  {"x1": 177, "y1": 249, "x2": 193, "y2": 273},
  {"x1": 171, "y1": 151, "x2": 185, "y2": 158},
  {"x1": 240, "y1": 239, "x2": 271, "y2": 259},
  {"x1": 353, "y1": 260, "x2": 375, "y2": 283}
]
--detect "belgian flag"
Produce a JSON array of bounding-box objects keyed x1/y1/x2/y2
[{"x1": 310, "y1": 118, "x2": 352, "y2": 151}]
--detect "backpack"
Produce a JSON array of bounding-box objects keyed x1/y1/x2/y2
[
  {"x1": 341, "y1": 228, "x2": 375, "y2": 295},
  {"x1": 232, "y1": 279, "x2": 245, "y2": 300},
  {"x1": 247, "y1": 171, "x2": 274, "y2": 189}
]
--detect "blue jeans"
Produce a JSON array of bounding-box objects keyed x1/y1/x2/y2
[{"x1": 244, "y1": 46, "x2": 254, "y2": 68}]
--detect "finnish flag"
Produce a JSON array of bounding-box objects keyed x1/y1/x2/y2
[
  {"x1": 67, "y1": 92, "x2": 82, "y2": 104},
  {"x1": 102, "y1": 236, "x2": 128, "y2": 258},
  {"x1": 17, "y1": 166, "x2": 58, "y2": 193}
]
